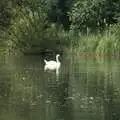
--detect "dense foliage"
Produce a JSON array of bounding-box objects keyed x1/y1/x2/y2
[
  {"x1": 69, "y1": 0, "x2": 120, "y2": 33},
  {"x1": 0, "y1": 0, "x2": 120, "y2": 56}
]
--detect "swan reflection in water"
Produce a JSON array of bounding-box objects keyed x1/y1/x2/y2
[{"x1": 44, "y1": 54, "x2": 61, "y2": 79}]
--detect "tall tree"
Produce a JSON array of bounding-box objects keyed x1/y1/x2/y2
[
  {"x1": 68, "y1": 0, "x2": 120, "y2": 32},
  {"x1": 0, "y1": 0, "x2": 12, "y2": 27},
  {"x1": 47, "y1": 0, "x2": 72, "y2": 29}
]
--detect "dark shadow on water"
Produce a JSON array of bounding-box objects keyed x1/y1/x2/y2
[{"x1": 44, "y1": 69, "x2": 74, "y2": 120}]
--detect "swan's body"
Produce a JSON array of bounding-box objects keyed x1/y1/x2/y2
[{"x1": 44, "y1": 54, "x2": 61, "y2": 71}]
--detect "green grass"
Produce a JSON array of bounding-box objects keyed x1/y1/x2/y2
[{"x1": 65, "y1": 25, "x2": 120, "y2": 59}]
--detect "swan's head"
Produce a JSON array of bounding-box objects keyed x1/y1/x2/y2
[{"x1": 56, "y1": 54, "x2": 60, "y2": 58}]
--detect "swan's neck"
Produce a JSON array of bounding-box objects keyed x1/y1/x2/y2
[
  {"x1": 56, "y1": 56, "x2": 60, "y2": 63},
  {"x1": 44, "y1": 59, "x2": 48, "y2": 64}
]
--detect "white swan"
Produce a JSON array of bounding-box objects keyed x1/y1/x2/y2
[{"x1": 44, "y1": 54, "x2": 61, "y2": 71}]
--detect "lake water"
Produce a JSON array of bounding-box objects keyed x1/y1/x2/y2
[{"x1": 0, "y1": 55, "x2": 120, "y2": 120}]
